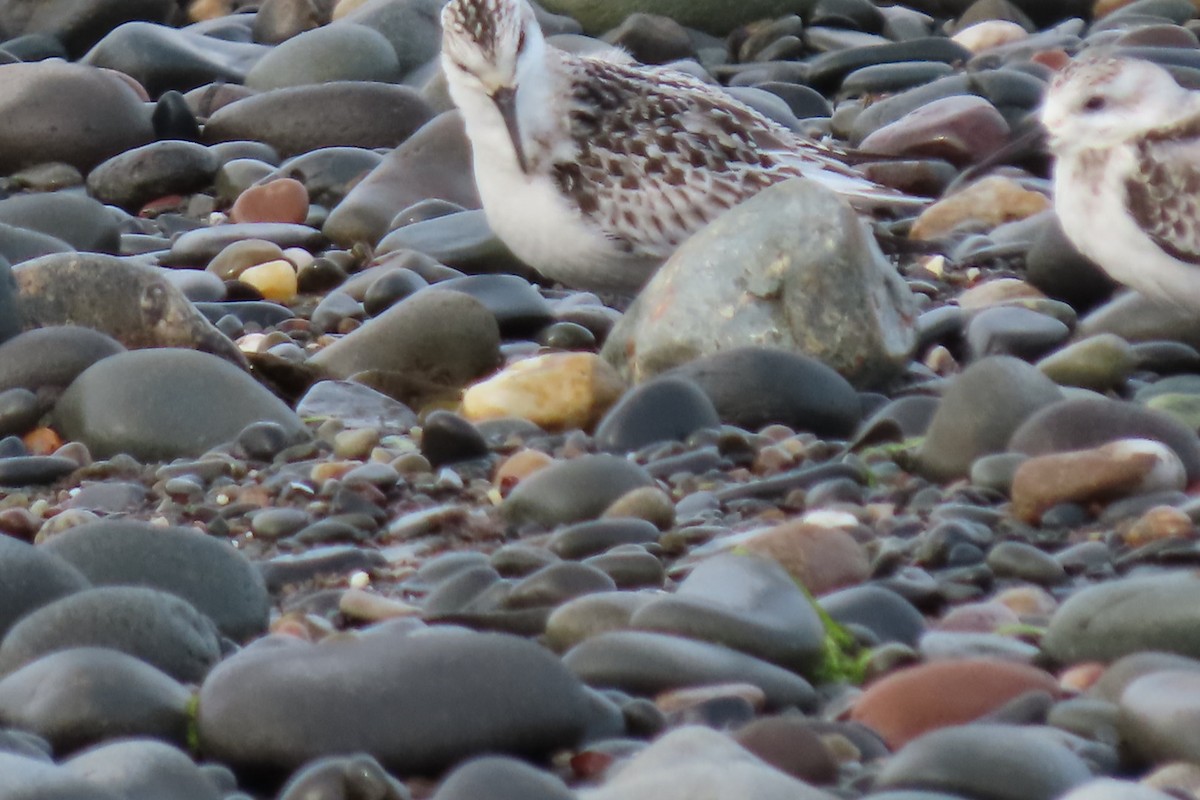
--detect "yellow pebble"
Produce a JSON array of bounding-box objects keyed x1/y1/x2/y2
[{"x1": 239, "y1": 259, "x2": 298, "y2": 302}]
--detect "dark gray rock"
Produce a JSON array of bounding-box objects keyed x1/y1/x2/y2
[
  {"x1": 502, "y1": 454, "x2": 656, "y2": 528},
  {"x1": 431, "y1": 756, "x2": 573, "y2": 800},
  {"x1": 0, "y1": 0, "x2": 178, "y2": 55},
  {"x1": 547, "y1": 518, "x2": 660, "y2": 560},
  {"x1": 0, "y1": 586, "x2": 221, "y2": 683},
  {"x1": 278, "y1": 754, "x2": 411, "y2": 800},
  {"x1": 55, "y1": 348, "x2": 306, "y2": 461},
  {"x1": 819, "y1": 584, "x2": 926, "y2": 647},
  {"x1": 86, "y1": 140, "x2": 219, "y2": 212},
  {"x1": 197, "y1": 627, "x2": 592, "y2": 773},
  {"x1": 40, "y1": 519, "x2": 268, "y2": 642},
  {"x1": 63, "y1": 739, "x2": 222, "y2": 800},
  {"x1": 0, "y1": 61, "x2": 153, "y2": 173},
  {"x1": 595, "y1": 375, "x2": 719, "y2": 453},
  {"x1": 0, "y1": 534, "x2": 89, "y2": 639},
  {"x1": 0, "y1": 648, "x2": 190, "y2": 752},
  {"x1": 0, "y1": 751, "x2": 123, "y2": 800},
  {"x1": 0, "y1": 192, "x2": 121, "y2": 253},
  {"x1": 245, "y1": 22, "x2": 400, "y2": 89},
  {"x1": 0, "y1": 327, "x2": 125, "y2": 395}
]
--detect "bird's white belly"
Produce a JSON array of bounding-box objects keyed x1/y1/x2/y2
[{"x1": 1055, "y1": 153, "x2": 1200, "y2": 306}]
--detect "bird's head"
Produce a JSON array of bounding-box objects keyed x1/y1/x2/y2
[
  {"x1": 1041, "y1": 56, "x2": 1191, "y2": 153},
  {"x1": 441, "y1": 0, "x2": 544, "y2": 172}
]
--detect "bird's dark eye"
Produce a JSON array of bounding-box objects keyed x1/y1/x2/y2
[
  {"x1": 1082, "y1": 96, "x2": 1107, "y2": 112},
  {"x1": 517, "y1": 28, "x2": 527, "y2": 52}
]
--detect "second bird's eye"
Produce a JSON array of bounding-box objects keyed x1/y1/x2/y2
[
  {"x1": 517, "y1": 28, "x2": 527, "y2": 51},
  {"x1": 1082, "y1": 96, "x2": 1107, "y2": 112}
]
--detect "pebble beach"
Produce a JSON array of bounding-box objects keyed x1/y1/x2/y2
[{"x1": 3, "y1": 0, "x2": 1200, "y2": 798}]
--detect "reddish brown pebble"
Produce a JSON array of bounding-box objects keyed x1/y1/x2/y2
[
  {"x1": 230, "y1": 177, "x2": 309, "y2": 224},
  {"x1": 850, "y1": 658, "x2": 1060, "y2": 748},
  {"x1": 739, "y1": 520, "x2": 870, "y2": 595}
]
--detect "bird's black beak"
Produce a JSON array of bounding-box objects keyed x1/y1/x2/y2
[{"x1": 490, "y1": 86, "x2": 529, "y2": 174}]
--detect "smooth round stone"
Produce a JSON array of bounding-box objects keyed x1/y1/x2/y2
[
  {"x1": 165, "y1": 222, "x2": 324, "y2": 267},
  {"x1": 732, "y1": 715, "x2": 839, "y2": 785},
  {"x1": 1043, "y1": 573, "x2": 1200, "y2": 664},
  {"x1": 215, "y1": 158, "x2": 275, "y2": 205},
  {"x1": 0, "y1": 455, "x2": 78, "y2": 485},
  {"x1": 911, "y1": 176, "x2": 1051, "y2": 241},
  {"x1": 323, "y1": 112, "x2": 479, "y2": 247},
  {"x1": 544, "y1": 591, "x2": 655, "y2": 652},
  {"x1": 840, "y1": 61, "x2": 957, "y2": 96},
  {"x1": 277, "y1": 754, "x2": 410, "y2": 800},
  {"x1": 538, "y1": 0, "x2": 815, "y2": 34},
  {"x1": 311, "y1": 289, "x2": 498, "y2": 385},
  {"x1": 420, "y1": 410, "x2": 489, "y2": 467},
  {"x1": 850, "y1": 659, "x2": 1060, "y2": 748},
  {"x1": 916, "y1": 355, "x2": 1063, "y2": 481},
  {"x1": 1008, "y1": 396, "x2": 1200, "y2": 481},
  {"x1": 859, "y1": 94, "x2": 1010, "y2": 166},
  {"x1": 86, "y1": 140, "x2": 219, "y2": 212},
  {"x1": 1078, "y1": 291, "x2": 1200, "y2": 352},
  {"x1": 39, "y1": 519, "x2": 269, "y2": 642},
  {"x1": 631, "y1": 553, "x2": 825, "y2": 673},
  {"x1": 55, "y1": 348, "x2": 307, "y2": 461},
  {"x1": 0, "y1": 750, "x2": 122, "y2": 800},
  {"x1": 0, "y1": 61, "x2": 154, "y2": 173},
  {"x1": 432, "y1": 274, "x2": 553, "y2": 336},
  {"x1": 1119, "y1": 669, "x2": 1200, "y2": 764},
  {"x1": 197, "y1": 628, "x2": 592, "y2": 773},
  {"x1": 0, "y1": 585, "x2": 221, "y2": 683},
  {"x1": 295, "y1": 379, "x2": 418, "y2": 430},
  {"x1": 0, "y1": 534, "x2": 89, "y2": 639},
  {"x1": 819, "y1": 585, "x2": 926, "y2": 647},
  {"x1": 547, "y1": 518, "x2": 659, "y2": 560},
  {"x1": 966, "y1": 306, "x2": 1071, "y2": 360},
  {"x1": 501, "y1": 454, "x2": 655, "y2": 528},
  {"x1": 986, "y1": 541, "x2": 1067, "y2": 585},
  {"x1": 808, "y1": 37, "x2": 971, "y2": 90},
  {"x1": 504, "y1": 561, "x2": 617, "y2": 610},
  {"x1": 0, "y1": 0, "x2": 176, "y2": 54},
  {"x1": 230, "y1": 178, "x2": 309, "y2": 225},
  {"x1": 152, "y1": 89, "x2": 201, "y2": 141},
  {"x1": 462, "y1": 352, "x2": 624, "y2": 432},
  {"x1": 873, "y1": 724, "x2": 1092, "y2": 800},
  {"x1": 245, "y1": 23, "x2": 400, "y2": 89},
  {"x1": 431, "y1": 755, "x2": 573, "y2": 800},
  {"x1": 83, "y1": 22, "x2": 267, "y2": 96},
  {"x1": 0, "y1": 222, "x2": 71, "y2": 265},
  {"x1": 0, "y1": 192, "x2": 121, "y2": 253},
  {"x1": 0, "y1": 387, "x2": 38, "y2": 436},
  {"x1": 603, "y1": 179, "x2": 918, "y2": 389},
  {"x1": 603, "y1": 12, "x2": 694, "y2": 63},
  {"x1": 739, "y1": 520, "x2": 870, "y2": 595},
  {"x1": 362, "y1": 268, "x2": 429, "y2": 316},
  {"x1": 850, "y1": 395, "x2": 940, "y2": 449},
  {"x1": 563, "y1": 630, "x2": 816, "y2": 710},
  {"x1": 660, "y1": 347, "x2": 863, "y2": 436},
  {"x1": 1037, "y1": 334, "x2": 1137, "y2": 391},
  {"x1": 584, "y1": 547, "x2": 665, "y2": 588},
  {"x1": 578, "y1": 726, "x2": 837, "y2": 800},
  {"x1": 63, "y1": 739, "x2": 221, "y2": 800},
  {"x1": 594, "y1": 375, "x2": 719, "y2": 453},
  {"x1": 203, "y1": 82, "x2": 435, "y2": 158}
]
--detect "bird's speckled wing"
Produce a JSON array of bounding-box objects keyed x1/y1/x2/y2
[
  {"x1": 1125, "y1": 122, "x2": 1200, "y2": 266},
  {"x1": 551, "y1": 55, "x2": 909, "y2": 259}
]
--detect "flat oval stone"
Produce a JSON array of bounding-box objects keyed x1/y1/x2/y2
[
  {"x1": 245, "y1": 22, "x2": 401, "y2": 89},
  {"x1": 197, "y1": 627, "x2": 592, "y2": 773},
  {"x1": 501, "y1": 454, "x2": 656, "y2": 528},
  {"x1": 0, "y1": 751, "x2": 123, "y2": 800},
  {"x1": 276, "y1": 754, "x2": 409, "y2": 800},
  {"x1": 0, "y1": 327, "x2": 125, "y2": 394},
  {"x1": 0, "y1": 61, "x2": 153, "y2": 173},
  {"x1": 595, "y1": 375, "x2": 720, "y2": 453},
  {"x1": 164, "y1": 222, "x2": 326, "y2": 267},
  {"x1": 873, "y1": 724, "x2": 1092, "y2": 800},
  {"x1": 62, "y1": 739, "x2": 222, "y2": 800},
  {"x1": 86, "y1": 140, "x2": 220, "y2": 212},
  {"x1": 203, "y1": 82, "x2": 435, "y2": 158},
  {"x1": 55, "y1": 348, "x2": 306, "y2": 461},
  {"x1": 0, "y1": 192, "x2": 121, "y2": 254},
  {"x1": 0, "y1": 647, "x2": 190, "y2": 752},
  {"x1": 309, "y1": 289, "x2": 500, "y2": 386},
  {"x1": 0, "y1": 585, "x2": 221, "y2": 683},
  {"x1": 563, "y1": 630, "x2": 816, "y2": 710},
  {"x1": 40, "y1": 519, "x2": 269, "y2": 642}
]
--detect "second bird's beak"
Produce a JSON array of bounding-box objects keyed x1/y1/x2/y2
[{"x1": 490, "y1": 86, "x2": 529, "y2": 173}]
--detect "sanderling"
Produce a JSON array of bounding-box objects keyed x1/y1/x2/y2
[
  {"x1": 440, "y1": 0, "x2": 924, "y2": 292},
  {"x1": 1042, "y1": 55, "x2": 1200, "y2": 307}
]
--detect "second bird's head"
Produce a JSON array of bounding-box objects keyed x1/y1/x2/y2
[{"x1": 441, "y1": 0, "x2": 545, "y2": 172}]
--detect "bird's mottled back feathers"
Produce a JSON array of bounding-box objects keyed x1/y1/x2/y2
[{"x1": 1125, "y1": 121, "x2": 1200, "y2": 266}]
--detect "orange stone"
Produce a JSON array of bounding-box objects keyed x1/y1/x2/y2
[
  {"x1": 494, "y1": 449, "x2": 555, "y2": 496},
  {"x1": 24, "y1": 427, "x2": 63, "y2": 455},
  {"x1": 850, "y1": 658, "x2": 1060, "y2": 748},
  {"x1": 230, "y1": 178, "x2": 309, "y2": 224}
]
